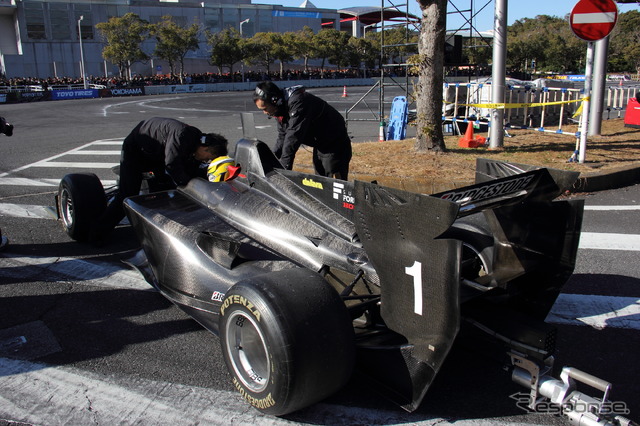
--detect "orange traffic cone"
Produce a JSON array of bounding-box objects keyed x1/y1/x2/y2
[
  {"x1": 458, "y1": 122, "x2": 475, "y2": 147},
  {"x1": 342, "y1": 85, "x2": 348, "y2": 97},
  {"x1": 458, "y1": 122, "x2": 485, "y2": 148}
]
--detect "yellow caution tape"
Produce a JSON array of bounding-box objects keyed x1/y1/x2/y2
[{"x1": 446, "y1": 96, "x2": 589, "y2": 110}]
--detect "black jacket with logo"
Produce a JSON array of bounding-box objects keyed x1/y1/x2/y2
[
  {"x1": 273, "y1": 86, "x2": 350, "y2": 170},
  {"x1": 125, "y1": 117, "x2": 204, "y2": 186}
]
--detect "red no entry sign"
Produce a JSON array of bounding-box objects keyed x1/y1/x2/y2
[{"x1": 570, "y1": 0, "x2": 618, "y2": 41}]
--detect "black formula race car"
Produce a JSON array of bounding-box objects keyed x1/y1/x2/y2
[{"x1": 57, "y1": 139, "x2": 632, "y2": 424}]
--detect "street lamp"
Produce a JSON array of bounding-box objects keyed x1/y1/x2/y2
[
  {"x1": 78, "y1": 15, "x2": 88, "y2": 89},
  {"x1": 239, "y1": 19, "x2": 250, "y2": 83},
  {"x1": 363, "y1": 23, "x2": 377, "y2": 38},
  {"x1": 239, "y1": 18, "x2": 250, "y2": 35}
]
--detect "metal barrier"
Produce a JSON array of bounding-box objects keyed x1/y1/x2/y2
[
  {"x1": 443, "y1": 82, "x2": 640, "y2": 137},
  {"x1": 0, "y1": 83, "x2": 107, "y2": 93},
  {"x1": 607, "y1": 85, "x2": 638, "y2": 118}
]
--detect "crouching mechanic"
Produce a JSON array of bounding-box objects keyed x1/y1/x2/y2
[
  {"x1": 90, "y1": 117, "x2": 228, "y2": 242},
  {"x1": 253, "y1": 81, "x2": 352, "y2": 180}
]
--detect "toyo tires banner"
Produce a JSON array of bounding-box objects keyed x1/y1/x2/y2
[{"x1": 51, "y1": 89, "x2": 98, "y2": 100}]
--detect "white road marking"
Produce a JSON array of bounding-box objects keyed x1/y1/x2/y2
[
  {"x1": 0, "y1": 139, "x2": 123, "y2": 178},
  {"x1": 585, "y1": 205, "x2": 640, "y2": 210},
  {"x1": 0, "y1": 177, "x2": 57, "y2": 186},
  {"x1": 0, "y1": 203, "x2": 55, "y2": 219},
  {"x1": 0, "y1": 254, "x2": 152, "y2": 291},
  {"x1": 30, "y1": 161, "x2": 119, "y2": 168},
  {"x1": 236, "y1": 125, "x2": 272, "y2": 129},
  {"x1": 546, "y1": 294, "x2": 640, "y2": 330},
  {"x1": 579, "y1": 232, "x2": 640, "y2": 251},
  {"x1": 66, "y1": 150, "x2": 121, "y2": 155},
  {"x1": 0, "y1": 356, "x2": 527, "y2": 426},
  {"x1": 0, "y1": 178, "x2": 116, "y2": 187}
]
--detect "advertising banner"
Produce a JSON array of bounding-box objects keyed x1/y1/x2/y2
[
  {"x1": 109, "y1": 87, "x2": 145, "y2": 97},
  {"x1": 51, "y1": 89, "x2": 98, "y2": 100},
  {"x1": 19, "y1": 91, "x2": 50, "y2": 102},
  {"x1": 168, "y1": 84, "x2": 206, "y2": 93}
]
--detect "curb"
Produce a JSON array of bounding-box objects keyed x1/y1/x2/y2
[{"x1": 572, "y1": 164, "x2": 640, "y2": 193}]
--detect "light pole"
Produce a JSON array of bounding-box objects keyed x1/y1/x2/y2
[
  {"x1": 78, "y1": 15, "x2": 88, "y2": 89},
  {"x1": 363, "y1": 23, "x2": 377, "y2": 38},
  {"x1": 239, "y1": 19, "x2": 250, "y2": 83}
]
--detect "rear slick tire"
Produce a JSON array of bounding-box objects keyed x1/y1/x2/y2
[
  {"x1": 219, "y1": 268, "x2": 355, "y2": 416},
  {"x1": 57, "y1": 173, "x2": 107, "y2": 242}
]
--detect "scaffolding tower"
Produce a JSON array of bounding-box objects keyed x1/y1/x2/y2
[{"x1": 345, "y1": 0, "x2": 494, "y2": 139}]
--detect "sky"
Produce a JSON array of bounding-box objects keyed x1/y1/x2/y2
[{"x1": 253, "y1": 0, "x2": 639, "y2": 32}]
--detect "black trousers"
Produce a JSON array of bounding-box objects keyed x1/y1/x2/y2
[
  {"x1": 92, "y1": 137, "x2": 173, "y2": 240},
  {"x1": 312, "y1": 141, "x2": 352, "y2": 180}
]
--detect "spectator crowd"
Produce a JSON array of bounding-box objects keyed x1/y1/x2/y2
[{"x1": 0, "y1": 67, "x2": 390, "y2": 91}]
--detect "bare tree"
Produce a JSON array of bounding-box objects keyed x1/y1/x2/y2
[{"x1": 414, "y1": 0, "x2": 447, "y2": 152}]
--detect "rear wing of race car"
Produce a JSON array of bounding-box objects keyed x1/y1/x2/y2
[{"x1": 353, "y1": 158, "x2": 584, "y2": 412}]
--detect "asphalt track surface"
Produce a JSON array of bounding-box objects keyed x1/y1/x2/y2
[{"x1": 0, "y1": 87, "x2": 639, "y2": 425}]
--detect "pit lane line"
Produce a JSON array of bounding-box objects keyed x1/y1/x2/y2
[
  {"x1": 0, "y1": 356, "x2": 538, "y2": 426},
  {"x1": 0, "y1": 253, "x2": 153, "y2": 292},
  {"x1": 0, "y1": 139, "x2": 123, "y2": 178}
]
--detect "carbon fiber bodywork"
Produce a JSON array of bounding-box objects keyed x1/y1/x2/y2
[{"x1": 124, "y1": 139, "x2": 584, "y2": 412}]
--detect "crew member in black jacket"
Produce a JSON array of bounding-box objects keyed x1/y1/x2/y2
[
  {"x1": 253, "y1": 82, "x2": 352, "y2": 180},
  {"x1": 91, "y1": 117, "x2": 227, "y2": 242}
]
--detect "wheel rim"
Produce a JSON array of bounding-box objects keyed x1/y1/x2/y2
[
  {"x1": 60, "y1": 187, "x2": 74, "y2": 229},
  {"x1": 224, "y1": 311, "x2": 270, "y2": 393},
  {"x1": 461, "y1": 242, "x2": 490, "y2": 279}
]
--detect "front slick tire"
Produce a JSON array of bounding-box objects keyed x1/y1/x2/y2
[{"x1": 219, "y1": 268, "x2": 355, "y2": 416}]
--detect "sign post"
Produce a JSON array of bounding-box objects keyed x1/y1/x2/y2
[{"x1": 570, "y1": 0, "x2": 618, "y2": 163}]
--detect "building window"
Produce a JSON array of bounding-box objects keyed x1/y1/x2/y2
[
  {"x1": 258, "y1": 9, "x2": 272, "y2": 33},
  {"x1": 24, "y1": 2, "x2": 46, "y2": 40},
  {"x1": 222, "y1": 8, "x2": 238, "y2": 31},
  {"x1": 50, "y1": 4, "x2": 71, "y2": 40},
  {"x1": 204, "y1": 9, "x2": 220, "y2": 33}
]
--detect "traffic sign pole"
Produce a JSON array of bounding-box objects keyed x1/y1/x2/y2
[
  {"x1": 570, "y1": 0, "x2": 618, "y2": 163},
  {"x1": 578, "y1": 41, "x2": 595, "y2": 164}
]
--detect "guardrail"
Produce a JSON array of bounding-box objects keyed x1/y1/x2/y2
[
  {"x1": 0, "y1": 84, "x2": 106, "y2": 93},
  {"x1": 442, "y1": 82, "x2": 639, "y2": 136}
]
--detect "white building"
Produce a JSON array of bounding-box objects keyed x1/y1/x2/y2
[{"x1": 0, "y1": 0, "x2": 345, "y2": 78}]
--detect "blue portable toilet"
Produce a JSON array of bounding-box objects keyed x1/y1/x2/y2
[{"x1": 386, "y1": 96, "x2": 408, "y2": 140}]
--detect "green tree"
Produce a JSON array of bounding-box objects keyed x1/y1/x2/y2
[
  {"x1": 291, "y1": 26, "x2": 317, "y2": 72},
  {"x1": 207, "y1": 27, "x2": 243, "y2": 78},
  {"x1": 96, "y1": 13, "x2": 150, "y2": 80},
  {"x1": 348, "y1": 37, "x2": 377, "y2": 70},
  {"x1": 462, "y1": 35, "x2": 491, "y2": 68},
  {"x1": 314, "y1": 29, "x2": 351, "y2": 74},
  {"x1": 506, "y1": 15, "x2": 583, "y2": 75},
  {"x1": 608, "y1": 10, "x2": 640, "y2": 73},
  {"x1": 273, "y1": 32, "x2": 296, "y2": 79},
  {"x1": 151, "y1": 15, "x2": 200, "y2": 83},
  {"x1": 245, "y1": 32, "x2": 279, "y2": 74},
  {"x1": 413, "y1": 0, "x2": 447, "y2": 152}
]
